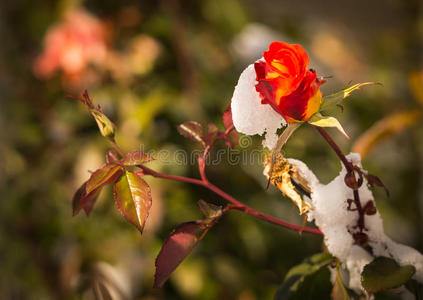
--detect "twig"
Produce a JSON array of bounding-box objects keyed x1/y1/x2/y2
[
  {"x1": 139, "y1": 165, "x2": 323, "y2": 235},
  {"x1": 315, "y1": 126, "x2": 352, "y2": 172},
  {"x1": 109, "y1": 139, "x2": 125, "y2": 158},
  {"x1": 315, "y1": 126, "x2": 367, "y2": 235}
]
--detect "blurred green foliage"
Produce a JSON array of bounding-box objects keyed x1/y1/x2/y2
[{"x1": 0, "y1": 0, "x2": 422, "y2": 299}]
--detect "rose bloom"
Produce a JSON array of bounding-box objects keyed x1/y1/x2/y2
[
  {"x1": 231, "y1": 41, "x2": 325, "y2": 149},
  {"x1": 33, "y1": 8, "x2": 107, "y2": 80},
  {"x1": 254, "y1": 41, "x2": 325, "y2": 123}
]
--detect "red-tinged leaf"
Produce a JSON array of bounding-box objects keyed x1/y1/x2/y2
[
  {"x1": 121, "y1": 150, "x2": 154, "y2": 166},
  {"x1": 223, "y1": 103, "x2": 234, "y2": 129},
  {"x1": 72, "y1": 182, "x2": 101, "y2": 216},
  {"x1": 81, "y1": 90, "x2": 95, "y2": 108},
  {"x1": 82, "y1": 194, "x2": 99, "y2": 216},
  {"x1": 365, "y1": 173, "x2": 390, "y2": 197},
  {"x1": 134, "y1": 169, "x2": 146, "y2": 177},
  {"x1": 203, "y1": 123, "x2": 219, "y2": 146},
  {"x1": 105, "y1": 150, "x2": 120, "y2": 164},
  {"x1": 154, "y1": 222, "x2": 206, "y2": 288},
  {"x1": 224, "y1": 132, "x2": 239, "y2": 148},
  {"x1": 222, "y1": 104, "x2": 239, "y2": 148},
  {"x1": 177, "y1": 121, "x2": 206, "y2": 147},
  {"x1": 85, "y1": 163, "x2": 123, "y2": 195},
  {"x1": 113, "y1": 171, "x2": 152, "y2": 233}
]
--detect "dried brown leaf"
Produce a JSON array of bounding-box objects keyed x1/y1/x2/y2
[{"x1": 264, "y1": 154, "x2": 313, "y2": 215}]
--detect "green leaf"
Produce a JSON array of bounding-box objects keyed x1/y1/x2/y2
[
  {"x1": 177, "y1": 121, "x2": 206, "y2": 147},
  {"x1": 74, "y1": 163, "x2": 123, "y2": 216},
  {"x1": 274, "y1": 253, "x2": 333, "y2": 300},
  {"x1": 308, "y1": 113, "x2": 349, "y2": 139},
  {"x1": 85, "y1": 163, "x2": 123, "y2": 195},
  {"x1": 113, "y1": 171, "x2": 152, "y2": 233},
  {"x1": 361, "y1": 257, "x2": 416, "y2": 293},
  {"x1": 121, "y1": 150, "x2": 154, "y2": 166},
  {"x1": 197, "y1": 200, "x2": 223, "y2": 219},
  {"x1": 335, "y1": 260, "x2": 351, "y2": 300},
  {"x1": 320, "y1": 82, "x2": 380, "y2": 111},
  {"x1": 275, "y1": 268, "x2": 332, "y2": 300}
]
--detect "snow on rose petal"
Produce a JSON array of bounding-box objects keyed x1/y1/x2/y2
[
  {"x1": 231, "y1": 41, "x2": 326, "y2": 149},
  {"x1": 231, "y1": 63, "x2": 286, "y2": 149}
]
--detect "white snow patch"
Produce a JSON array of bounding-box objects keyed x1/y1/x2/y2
[
  {"x1": 345, "y1": 246, "x2": 373, "y2": 291},
  {"x1": 287, "y1": 153, "x2": 423, "y2": 293},
  {"x1": 231, "y1": 63, "x2": 286, "y2": 149}
]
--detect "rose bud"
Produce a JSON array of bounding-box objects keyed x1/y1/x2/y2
[
  {"x1": 230, "y1": 41, "x2": 327, "y2": 149},
  {"x1": 254, "y1": 41, "x2": 326, "y2": 123}
]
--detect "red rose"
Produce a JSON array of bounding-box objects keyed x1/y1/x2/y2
[{"x1": 254, "y1": 41, "x2": 325, "y2": 123}]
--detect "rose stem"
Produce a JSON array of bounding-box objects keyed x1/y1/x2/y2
[
  {"x1": 315, "y1": 126, "x2": 366, "y2": 234},
  {"x1": 139, "y1": 164, "x2": 322, "y2": 235}
]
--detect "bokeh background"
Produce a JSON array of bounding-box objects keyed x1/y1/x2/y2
[{"x1": 1, "y1": 0, "x2": 423, "y2": 299}]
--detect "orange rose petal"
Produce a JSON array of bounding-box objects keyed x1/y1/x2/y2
[{"x1": 255, "y1": 41, "x2": 325, "y2": 123}]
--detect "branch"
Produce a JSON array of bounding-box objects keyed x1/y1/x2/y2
[
  {"x1": 315, "y1": 126, "x2": 367, "y2": 236},
  {"x1": 315, "y1": 126, "x2": 352, "y2": 172},
  {"x1": 139, "y1": 165, "x2": 323, "y2": 235},
  {"x1": 109, "y1": 139, "x2": 125, "y2": 158}
]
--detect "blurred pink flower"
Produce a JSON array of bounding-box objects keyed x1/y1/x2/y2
[{"x1": 33, "y1": 8, "x2": 108, "y2": 80}]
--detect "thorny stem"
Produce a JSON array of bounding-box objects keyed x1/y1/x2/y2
[
  {"x1": 80, "y1": 92, "x2": 321, "y2": 235},
  {"x1": 354, "y1": 189, "x2": 365, "y2": 233},
  {"x1": 315, "y1": 126, "x2": 367, "y2": 235},
  {"x1": 315, "y1": 126, "x2": 353, "y2": 172},
  {"x1": 139, "y1": 164, "x2": 323, "y2": 235}
]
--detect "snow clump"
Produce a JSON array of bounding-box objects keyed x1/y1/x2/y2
[
  {"x1": 231, "y1": 62, "x2": 286, "y2": 150},
  {"x1": 288, "y1": 153, "x2": 423, "y2": 292}
]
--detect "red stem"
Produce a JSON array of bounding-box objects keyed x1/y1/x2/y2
[
  {"x1": 224, "y1": 124, "x2": 234, "y2": 136},
  {"x1": 139, "y1": 165, "x2": 322, "y2": 235},
  {"x1": 198, "y1": 145, "x2": 210, "y2": 182},
  {"x1": 315, "y1": 126, "x2": 352, "y2": 172},
  {"x1": 315, "y1": 126, "x2": 366, "y2": 234}
]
